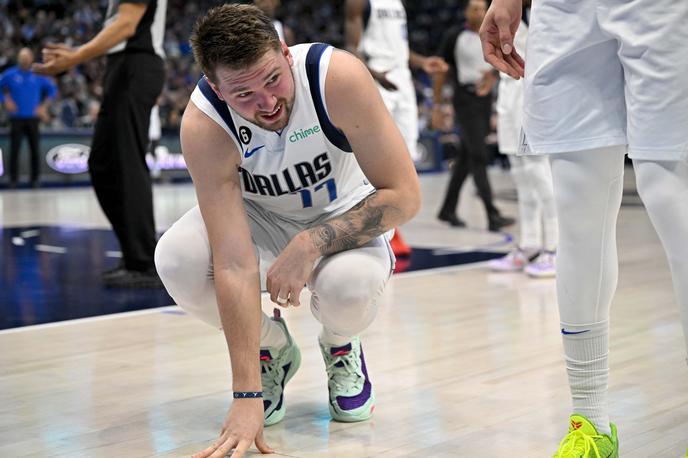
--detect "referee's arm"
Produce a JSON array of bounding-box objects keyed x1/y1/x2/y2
[{"x1": 33, "y1": 2, "x2": 148, "y2": 75}]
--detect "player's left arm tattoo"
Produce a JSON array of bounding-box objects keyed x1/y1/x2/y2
[{"x1": 307, "y1": 191, "x2": 403, "y2": 256}]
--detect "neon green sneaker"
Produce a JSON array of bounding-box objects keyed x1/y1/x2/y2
[
  {"x1": 320, "y1": 336, "x2": 375, "y2": 422},
  {"x1": 553, "y1": 415, "x2": 619, "y2": 458},
  {"x1": 260, "y1": 312, "x2": 301, "y2": 426}
]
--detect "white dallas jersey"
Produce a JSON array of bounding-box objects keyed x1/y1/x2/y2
[
  {"x1": 190, "y1": 43, "x2": 375, "y2": 223},
  {"x1": 359, "y1": 0, "x2": 409, "y2": 73},
  {"x1": 273, "y1": 20, "x2": 285, "y2": 43}
]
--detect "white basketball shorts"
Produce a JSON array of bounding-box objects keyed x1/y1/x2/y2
[{"x1": 521, "y1": 0, "x2": 688, "y2": 161}]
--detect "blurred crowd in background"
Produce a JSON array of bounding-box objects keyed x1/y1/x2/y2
[{"x1": 0, "y1": 0, "x2": 464, "y2": 131}]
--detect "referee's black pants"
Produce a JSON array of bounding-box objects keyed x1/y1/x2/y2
[
  {"x1": 89, "y1": 52, "x2": 165, "y2": 272},
  {"x1": 439, "y1": 85, "x2": 498, "y2": 218},
  {"x1": 9, "y1": 117, "x2": 40, "y2": 184}
]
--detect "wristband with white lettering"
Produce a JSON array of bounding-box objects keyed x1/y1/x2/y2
[{"x1": 233, "y1": 391, "x2": 263, "y2": 399}]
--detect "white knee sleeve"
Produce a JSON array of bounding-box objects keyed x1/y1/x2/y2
[
  {"x1": 308, "y1": 237, "x2": 392, "y2": 339},
  {"x1": 634, "y1": 159, "x2": 688, "y2": 355},
  {"x1": 155, "y1": 206, "x2": 221, "y2": 328},
  {"x1": 550, "y1": 146, "x2": 626, "y2": 324}
]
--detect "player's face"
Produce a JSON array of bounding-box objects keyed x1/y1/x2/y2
[{"x1": 213, "y1": 43, "x2": 295, "y2": 131}]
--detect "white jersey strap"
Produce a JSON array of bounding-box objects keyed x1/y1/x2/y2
[
  {"x1": 197, "y1": 76, "x2": 241, "y2": 145},
  {"x1": 304, "y1": 43, "x2": 353, "y2": 152}
]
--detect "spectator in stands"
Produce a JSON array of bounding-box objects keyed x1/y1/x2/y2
[
  {"x1": 0, "y1": 47, "x2": 56, "y2": 188},
  {"x1": 2, "y1": 1, "x2": 466, "y2": 131}
]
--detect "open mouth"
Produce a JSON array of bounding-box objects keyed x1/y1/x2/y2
[{"x1": 260, "y1": 103, "x2": 282, "y2": 122}]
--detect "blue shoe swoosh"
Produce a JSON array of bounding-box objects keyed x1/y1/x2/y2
[
  {"x1": 244, "y1": 145, "x2": 265, "y2": 158},
  {"x1": 561, "y1": 328, "x2": 590, "y2": 335}
]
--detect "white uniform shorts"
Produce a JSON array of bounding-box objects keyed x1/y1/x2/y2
[
  {"x1": 497, "y1": 77, "x2": 524, "y2": 155},
  {"x1": 163, "y1": 201, "x2": 396, "y2": 292},
  {"x1": 243, "y1": 200, "x2": 395, "y2": 287},
  {"x1": 521, "y1": 0, "x2": 688, "y2": 161},
  {"x1": 376, "y1": 66, "x2": 420, "y2": 161}
]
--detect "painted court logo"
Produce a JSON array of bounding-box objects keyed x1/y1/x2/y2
[
  {"x1": 46, "y1": 143, "x2": 90, "y2": 174},
  {"x1": 289, "y1": 125, "x2": 321, "y2": 143}
]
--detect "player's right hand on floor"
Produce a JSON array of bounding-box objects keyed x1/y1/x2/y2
[{"x1": 192, "y1": 399, "x2": 273, "y2": 458}]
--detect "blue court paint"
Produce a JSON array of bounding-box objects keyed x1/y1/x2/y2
[
  {"x1": 0, "y1": 226, "x2": 504, "y2": 330},
  {"x1": 393, "y1": 248, "x2": 504, "y2": 274},
  {"x1": 0, "y1": 226, "x2": 173, "y2": 330}
]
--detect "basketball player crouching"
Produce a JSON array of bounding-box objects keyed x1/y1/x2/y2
[{"x1": 154, "y1": 4, "x2": 420, "y2": 457}]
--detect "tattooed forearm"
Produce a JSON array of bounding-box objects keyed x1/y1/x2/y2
[{"x1": 307, "y1": 192, "x2": 403, "y2": 256}]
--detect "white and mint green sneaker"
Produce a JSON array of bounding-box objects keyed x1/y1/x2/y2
[
  {"x1": 320, "y1": 336, "x2": 375, "y2": 422},
  {"x1": 260, "y1": 314, "x2": 301, "y2": 426}
]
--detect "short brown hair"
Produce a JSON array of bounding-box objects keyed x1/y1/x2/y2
[{"x1": 190, "y1": 4, "x2": 281, "y2": 82}]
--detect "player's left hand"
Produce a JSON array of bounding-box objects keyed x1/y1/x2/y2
[
  {"x1": 192, "y1": 399, "x2": 272, "y2": 458},
  {"x1": 266, "y1": 232, "x2": 319, "y2": 307},
  {"x1": 33, "y1": 43, "x2": 79, "y2": 75},
  {"x1": 421, "y1": 56, "x2": 448, "y2": 75}
]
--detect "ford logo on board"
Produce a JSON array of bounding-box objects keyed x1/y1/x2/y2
[{"x1": 46, "y1": 143, "x2": 90, "y2": 174}]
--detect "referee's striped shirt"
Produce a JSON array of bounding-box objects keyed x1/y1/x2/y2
[{"x1": 104, "y1": 0, "x2": 167, "y2": 58}]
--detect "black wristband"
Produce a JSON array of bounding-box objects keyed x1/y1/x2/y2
[{"x1": 233, "y1": 391, "x2": 263, "y2": 399}]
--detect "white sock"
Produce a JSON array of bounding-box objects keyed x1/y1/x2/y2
[
  {"x1": 260, "y1": 312, "x2": 287, "y2": 349},
  {"x1": 561, "y1": 320, "x2": 611, "y2": 436}
]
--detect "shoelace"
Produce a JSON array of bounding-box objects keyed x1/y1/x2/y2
[
  {"x1": 260, "y1": 356, "x2": 283, "y2": 397},
  {"x1": 555, "y1": 429, "x2": 602, "y2": 458},
  {"x1": 325, "y1": 351, "x2": 362, "y2": 391}
]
